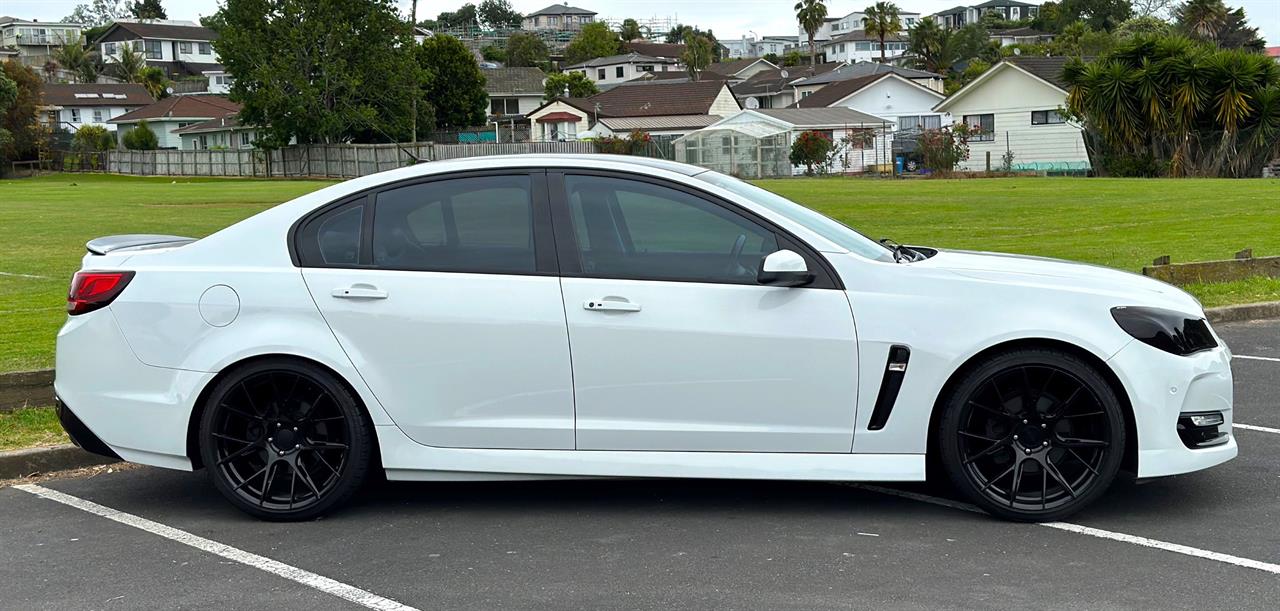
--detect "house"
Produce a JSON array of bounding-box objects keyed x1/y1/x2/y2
[
  {"x1": 39, "y1": 83, "x2": 154, "y2": 134},
  {"x1": 933, "y1": 2, "x2": 1041, "y2": 30},
  {"x1": 989, "y1": 27, "x2": 1054, "y2": 46},
  {"x1": 203, "y1": 68, "x2": 234, "y2": 94},
  {"x1": 721, "y1": 35, "x2": 798, "y2": 59},
  {"x1": 93, "y1": 19, "x2": 221, "y2": 81},
  {"x1": 522, "y1": 4, "x2": 596, "y2": 31},
  {"x1": 803, "y1": 9, "x2": 922, "y2": 44},
  {"x1": 527, "y1": 80, "x2": 740, "y2": 142},
  {"x1": 484, "y1": 67, "x2": 546, "y2": 119},
  {"x1": 621, "y1": 41, "x2": 685, "y2": 60},
  {"x1": 565, "y1": 52, "x2": 681, "y2": 87},
  {"x1": 703, "y1": 58, "x2": 778, "y2": 81},
  {"x1": 109, "y1": 94, "x2": 240, "y2": 149},
  {"x1": 0, "y1": 17, "x2": 84, "y2": 66},
  {"x1": 822, "y1": 30, "x2": 910, "y2": 63},
  {"x1": 730, "y1": 62, "x2": 845, "y2": 109},
  {"x1": 675, "y1": 107, "x2": 894, "y2": 177},
  {"x1": 790, "y1": 72, "x2": 946, "y2": 132},
  {"x1": 173, "y1": 113, "x2": 260, "y2": 150},
  {"x1": 932, "y1": 56, "x2": 1089, "y2": 172},
  {"x1": 1265, "y1": 46, "x2": 1279, "y2": 64},
  {"x1": 792, "y1": 62, "x2": 946, "y2": 99}
]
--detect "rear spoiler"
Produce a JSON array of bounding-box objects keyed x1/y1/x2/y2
[{"x1": 86, "y1": 234, "x2": 197, "y2": 255}]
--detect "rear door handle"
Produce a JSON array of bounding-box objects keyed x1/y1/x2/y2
[
  {"x1": 332, "y1": 285, "x2": 388, "y2": 300},
  {"x1": 584, "y1": 297, "x2": 641, "y2": 312}
]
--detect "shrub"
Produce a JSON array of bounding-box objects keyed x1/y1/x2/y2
[
  {"x1": 917, "y1": 124, "x2": 973, "y2": 176},
  {"x1": 592, "y1": 129, "x2": 652, "y2": 155},
  {"x1": 72, "y1": 124, "x2": 115, "y2": 152},
  {"x1": 789, "y1": 130, "x2": 835, "y2": 176},
  {"x1": 122, "y1": 120, "x2": 158, "y2": 150}
]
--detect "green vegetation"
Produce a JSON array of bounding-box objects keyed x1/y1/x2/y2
[
  {"x1": 1, "y1": 173, "x2": 1278, "y2": 373},
  {"x1": 0, "y1": 407, "x2": 66, "y2": 451}
]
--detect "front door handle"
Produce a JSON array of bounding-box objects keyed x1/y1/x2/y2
[
  {"x1": 584, "y1": 297, "x2": 641, "y2": 312},
  {"x1": 332, "y1": 285, "x2": 388, "y2": 300}
]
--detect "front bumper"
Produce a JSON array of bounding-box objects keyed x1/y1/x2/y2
[{"x1": 1107, "y1": 338, "x2": 1237, "y2": 478}]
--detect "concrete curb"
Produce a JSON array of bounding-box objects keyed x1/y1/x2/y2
[
  {"x1": 0, "y1": 369, "x2": 54, "y2": 412},
  {"x1": 1205, "y1": 301, "x2": 1280, "y2": 324},
  {"x1": 0, "y1": 444, "x2": 118, "y2": 480}
]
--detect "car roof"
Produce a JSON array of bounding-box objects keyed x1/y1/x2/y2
[{"x1": 426, "y1": 154, "x2": 708, "y2": 177}]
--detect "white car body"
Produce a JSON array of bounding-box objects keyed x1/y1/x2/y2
[{"x1": 55, "y1": 155, "x2": 1235, "y2": 491}]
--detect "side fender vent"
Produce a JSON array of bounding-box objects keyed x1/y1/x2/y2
[{"x1": 867, "y1": 345, "x2": 911, "y2": 431}]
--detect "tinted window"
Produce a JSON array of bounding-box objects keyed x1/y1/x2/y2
[
  {"x1": 373, "y1": 175, "x2": 535, "y2": 274},
  {"x1": 296, "y1": 199, "x2": 364, "y2": 267},
  {"x1": 564, "y1": 175, "x2": 778, "y2": 284}
]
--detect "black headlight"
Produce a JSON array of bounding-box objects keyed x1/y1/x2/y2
[{"x1": 1111, "y1": 306, "x2": 1217, "y2": 356}]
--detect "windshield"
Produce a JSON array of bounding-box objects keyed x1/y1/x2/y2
[{"x1": 694, "y1": 171, "x2": 894, "y2": 262}]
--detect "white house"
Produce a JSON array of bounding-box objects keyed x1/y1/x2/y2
[
  {"x1": 791, "y1": 72, "x2": 946, "y2": 132},
  {"x1": 94, "y1": 20, "x2": 221, "y2": 81},
  {"x1": 932, "y1": 1, "x2": 1042, "y2": 30},
  {"x1": 527, "y1": 80, "x2": 741, "y2": 142},
  {"x1": 988, "y1": 27, "x2": 1055, "y2": 46},
  {"x1": 730, "y1": 62, "x2": 846, "y2": 110},
  {"x1": 483, "y1": 67, "x2": 546, "y2": 119},
  {"x1": 0, "y1": 17, "x2": 83, "y2": 66},
  {"x1": 722, "y1": 35, "x2": 798, "y2": 59},
  {"x1": 933, "y1": 56, "x2": 1090, "y2": 172},
  {"x1": 173, "y1": 113, "x2": 259, "y2": 150},
  {"x1": 40, "y1": 83, "x2": 154, "y2": 134},
  {"x1": 522, "y1": 4, "x2": 596, "y2": 31},
  {"x1": 791, "y1": 62, "x2": 946, "y2": 100},
  {"x1": 801, "y1": 8, "x2": 921, "y2": 44},
  {"x1": 822, "y1": 30, "x2": 910, "y2": 63},
  {"x1": 110, "y1": 94, "x2": 240, "y2": 149},
  {"x1": 565, "y1": 52, "x2": 681, "y2": 87},
  {"x1": 703, "y1": 58, "x2": 778, "y2": 81}
]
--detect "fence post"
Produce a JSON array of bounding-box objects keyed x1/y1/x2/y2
[{"x1": 985, "y1": 150, "x2": 991, "y2": 172}]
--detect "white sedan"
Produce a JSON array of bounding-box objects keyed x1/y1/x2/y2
[{"x1": 55, "y1": 155, "x2": 1236, "y2": 521}]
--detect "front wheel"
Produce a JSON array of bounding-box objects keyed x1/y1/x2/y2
[
  {"x1": 938, "y1": 348, "x2": 1126, "y2": 522},
  {"x1": 199, "y1": 359, "x2": 373, "y2": 521}
]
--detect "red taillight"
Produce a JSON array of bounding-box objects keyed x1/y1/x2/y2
[{"x1": 67, "y1": 271, "x2": 135, "y2": 315}]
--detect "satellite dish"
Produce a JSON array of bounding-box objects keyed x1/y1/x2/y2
[
  {"x1": 745, "y1": 97, "x2": 760, "y2": 109},
  {"x1": 780, "y1": 70, "x2": 789, "y2": 78},
  {"x1": 165, "y1": 86, "x2": 174, "y2": 94}
]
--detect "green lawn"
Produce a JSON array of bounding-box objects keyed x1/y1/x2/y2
[
  {"x1": 1, "y1": 173, "x2": 1278, "y2": 373},
  {"x1": 0, "y1": 407, "x2": 66, "y2": 451}
]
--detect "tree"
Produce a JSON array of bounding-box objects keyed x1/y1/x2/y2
[
  {"x1": 908, "y1": 17, "x2": 964, "y2": 74},
  {"x1": 55, "y1": 41, "x2": 103, "y2": 84},
  {"x1": 122, "y1": 119, "x2": 158, "y2": 149},
  {"x1": 1, "y1": 61, "x2": 45, "y2": 162},
  {"x1": 564, "y1": 22, "x2": 620, "y2": 65},
  {"x1": 543, "y1": 71, "x2": 597, "y2": 100},
  {"x1": 481, "y1": 44, "x2": 506, "y2": 62},
  {"x1": 110, "y1": 45, "x2": 146, "y2": 82},
  {"x1": 1114, "y1": 16, "x2": 1173, "y2": 38},
  {"x1": 1062, "y1": 35, "x2": 1280, "y2": 177},
  {"x1": 127, "y1": 0, "x2": 167, "y2": 20},
  {"x1": 138, "y1": 65, "x2": 170, "y2": 99},
  {"x1": 477, "y1": 0, "x2": 521, "y2": 29},
  {"x1": 794, "y1": 0, "x2": 828, "y2": 68},
  {"x1": 1132, "y1": 0, "x2": 1176, "y2": 18},
  {"x1": 862, "y1": 2, "x2": 903, "y2": 63},
  {"x1": 782, "y1": 50, "x2": 805, "y2": 66},
  {"x1": 917, "y1": 124, "x2": 973, "y2": 176},
  {"x1": 664, "y1": 24, "x2": 717, "y2": 45},
  {"x1": 418, "y1": 34, "x2": 487, "y2": 129},
  {"x1": 0, "y1": 71, "x2": 17, "y2": 169},
  {"x1": 209, "y1": 0, "x2": 420, "y2": 147},
  {"x1": 789, "y1": 130, "x2": 835, "y2": 175},
  {"x1": 506, "y1": 32, "x2": 549, "y2": 68},
  {"x1": 64, "y1": 0, "x2": 128, "y2": 27},
  {"x1": 681, "y1": 34, "x2": 714, "y2": 81},
  {"x1": 72, "y1": 124, "x2": 115, "y2": 151},
  {"x1": 1050, "y1": 21, "x2": 1117, "y2": 56},
  {"x1": 1174, "y1": 1, "x2": 1264, "y2": 51},
  {"x1": 435, "y1": 4, "x2": 479, "y2": 31},
  {"x1": 618, "y1": 18, "x2": 645, "y2": 42},
  {"x1": 1057, "y1": 0, "x2": 1133, "y2": 31}
]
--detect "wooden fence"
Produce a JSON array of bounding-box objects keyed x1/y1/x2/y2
[{"x1": 51, "y1": 141, "x2": 605, "y2": 179}]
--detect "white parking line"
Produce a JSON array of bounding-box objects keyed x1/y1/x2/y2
[
  {"x1": 13, "y1": 484, "x2": 420, "y2": 611},
  {"x1": 1235, "y1": 423, "x2": 1280, "y2": 434},
  {"x1": 848, "y1": 483, "x2": 1280, "y2": 576},
  {"x1": 1234, "y1": 355, "x2": 1280, "y2": 363}
]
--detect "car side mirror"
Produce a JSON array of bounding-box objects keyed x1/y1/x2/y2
[{"x1": 757, "y1": 249, "x2": 815, "y2": 287}]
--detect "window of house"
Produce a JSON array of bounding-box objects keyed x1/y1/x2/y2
[
  {"x1": 490, "y1": 97, "x2": 521, "y2": 116},
  {"x1": 637, "y1": 65, "x2": 654, "y2": 72},
  {"x1": 104, "y1": 42, "x2": 116, "y2": 55},
  {"x1": 801, "y1": 90, "x2": 811, "y2": 98},
  {"x1": 963, "y1": 113, "x2": 995, "y2": 141},
  {"x1": 896, "y1": 115, "x2": 942, "y2": 131},
  {"x1": 144, "y1": 39, "x2": 162, "y2": 59},
  {"x1": 562, "y1": 174, "x2": 779, "y2": 285},
  {"x1": 544, "y1": 120, "x2": 577, "y2": 141},
  {"x1": 70, "y1": 109, "x2": 81, "y2": 123},
  {"x1": 372, "y1": 176, "x2": 536, "y2": 274},
  {"x1": 615, "y1": 66, "x2": 624, "y2": 78},
  {"x1": 199, "y1": 42, "x2": 211, "y2": 54},
  {"x1": 855, "y1": 42, "x2": 871, "y2": 51},
  {"x1": 548, "y1": 16, "x2": 559, "y2": 26},
  {"x1": 93, "y1": 109, "x2": 103, "y2": 122},
  {"x1": 1031, "y1": 109, "x2": 1065, "y2": 125},
  {"x1": 198, "y1": 134, "x2": 208, "y2": 149},
  {"x1": 180, "y1": 41, "x2": 192, "y2": 54},
  {"x1": 597, "y1": 68, "x2": 606, "y2": 80},
  {"x1": 131, "y1": 40, "x2": 143, "y2": 51}
]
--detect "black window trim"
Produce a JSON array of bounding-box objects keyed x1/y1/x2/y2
[
  {"x1": 546, "y1": 169, "x2": 844, "y2": 290},
  {"x1": 288, "y1": 169, "x2": 559, "y2": 277}
]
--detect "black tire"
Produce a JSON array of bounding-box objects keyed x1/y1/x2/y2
[
  {"x1": 199, "y1": 358, "x2": 373, "y2": 521},
  {"x1": 937, "y1": 348, "x2": 1126, "y2": 522}
]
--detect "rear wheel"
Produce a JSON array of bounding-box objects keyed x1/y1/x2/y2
[
  {"x1": 199, "y1": 359, "x2": 372, "y2": 521},
  {"x1": 938, "y1": 348, "x2": 1125, "y2": 522}
]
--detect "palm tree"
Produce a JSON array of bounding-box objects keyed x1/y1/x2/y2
[
  {"x1": 907, "y1": 17, "x2": 947, "y2": 73},
  {"x1": 111, "y1": 46, "x2": 146, "y2": 83},
  {"x1": 794, "y1": 0, "x2": 828, "y2": 68},
  {"x1": 138, "y1": 66, "x2": 171, "y2": 99},
  {"x1": 862, "y1": 2, "x2": 903, "y2": 63},
  {"x1": 618, "y1": 18, "x2": 646, "y2": 42},
  {"x1": 1173, "y1": 0, "x2": 1228, "y2": 41},
  {"x1": 54, "y1": 41, "x2": 100, "y2": 83}
]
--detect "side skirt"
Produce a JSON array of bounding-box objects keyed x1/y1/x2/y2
[{"x1": 376, "y1": 425, "x2": 925, "y2": 483}]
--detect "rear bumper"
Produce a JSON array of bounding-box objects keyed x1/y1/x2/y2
[{"x1": 56, "y1": 397, "x2": 120, "y2": 460}]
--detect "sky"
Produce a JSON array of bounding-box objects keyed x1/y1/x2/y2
[{"x1": 6, "y1": 0, "x2": 1277, "y2": 45}]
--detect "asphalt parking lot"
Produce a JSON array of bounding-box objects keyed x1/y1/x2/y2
[{"x1": 3, "y1": 320, "x2": 1278, "y2": 610}]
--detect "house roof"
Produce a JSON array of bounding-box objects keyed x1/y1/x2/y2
[
  {"x1": 110, "y1": 94, "x2": 240, "y2": 123},
  {"x1": 173, "y1": 113, "x2": 248, "y2": 134},
  {"x1": 483, "y1": 67, "x2": 545, "y2": 95},
  {"x1": 704, "y1": 58, "x2": 776, "y2": 77},
  {"x1": 790, "y1": 72, "x2": 944, "y2": 109},
  {"x1": 564, "y1": 52, "x2": 677, "y2": 69},
  {"x1": 598, "y1": 115, "x2": 723, "y2": 131},
  {"x1": 93, "y1": 20, "x2": 217, "y2": 44},
  {"x1": 990, "y1": 27, "x2": 1052, "y2": 37},
  {"x1": 793, "y1": 61, "x2": 941, "y2": 87},
  {"x1": 973, "y1": 1, "x2": 1038, "y2": 8},
  {"x1": 730, "y1": 62, "x2": 845, "y2": 96},
  {"x1": 41, "y1": 84, "x2": 154, "y2": 107},
  {"x1": 527, "y1": 4, "x2": 596, "y2": 16},
  {"x1": 934, "y1": 57, "x2": 1072, "y2": 112},
  {"x1": 1265, "y1": 46, "x2": 1279, "y2": 58},
  {"x1": 627, "y1": 71, "x2": 730, "y2": 84},
  {"x1": 622, "y1": 41, "x2": 686, "y2": 58},
  {"x1": 750, "y1": 107, "x2": 890, "y2": 127},
  {"x1": 1, "y1": 16, "x2": 85, "y2": 27},
  {"x1": 933, "y1": 6, "x2": 970, "y2": 16},
  {"x1": 587, "y1": 80, "x2": 735, "y2": 117},
  {"x1": 827, "y1": 30, "x2": 908, "y2": 44}
]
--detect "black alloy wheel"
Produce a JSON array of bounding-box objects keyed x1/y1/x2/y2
[
  {"x1": 200, "y1": 358, "x2": 373, "y2": 521},
  {"x1": 938, "y1": 348, "x2": 1126, "y2": 521}
]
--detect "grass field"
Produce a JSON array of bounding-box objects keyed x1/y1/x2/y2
[
  {"x1": 1, "y1": 173, "x2": 1278, "y2": 373},
  {"x1": 0, "y1": 407, "x2": 65, "y2": 451}
]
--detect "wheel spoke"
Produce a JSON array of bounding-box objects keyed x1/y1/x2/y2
[
  {"x1": 220, "y1": 403, "x2": 265, "y2": 421},
  {"x1": 958, "y1": 430, "x2": 1001, "y2": 444},
  {"x1": 1044, "y1": 457, "x2": 1077, "y2": 498},
  {"x1": 1019, "y1": 367, "x2": 1035, "y2": 414},
  {"x1": 296, "y1": 462, "x2": 324, "y2": 499},
  {"x1": 239, "y1": 381, "x2": 263, "y2": 417},
  {"x1": 1059, "y1": 411, "x2": 1105, "y2": 419},
  {"x1": 231, "y1": 465, "x2": 269, "y2": 493},
  {"x1": 1057, "y1": 437, "x2": 1109, "y2": 449},
  {"x1": 1040, "y1": 467, "x2": 1048, "y2": 509},
  {"x1": 312, "y1": 450, "x2": 342, "y2": 478},
  {"x1": 1065, "y1": 447, "x2": 1101, "y2": 475},
  {"x1": 968, "y1": 400, "x2": 1014, "y2": 420},
  {"x1": 306, "y1": 440, "x2": 349, "y2": 451},
  {"x1": 1009, "y1": 460, "x2": 1024, "y2": 507},
  {"x1": 259, "y1": 462, "x2": 278, "y2": 506},
  {"x1": 1048, "y1": 386, "x2": 1083, "y2": 419},
  {"x1": 979, "y1": 463, "x2": 1016, "y2": 493},
  {"x1": 211, "y1": 432, "x2": 254, "y2": 446},
  {"x1": 288, "y1": 465, "x2": 298, "y2": 509},
  {"x1": 962, "y1": 437, "x2": 1010, "y2": 465},
  {"x1": 215, "y1": 443, "x2": 260, "y2": 466}
]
